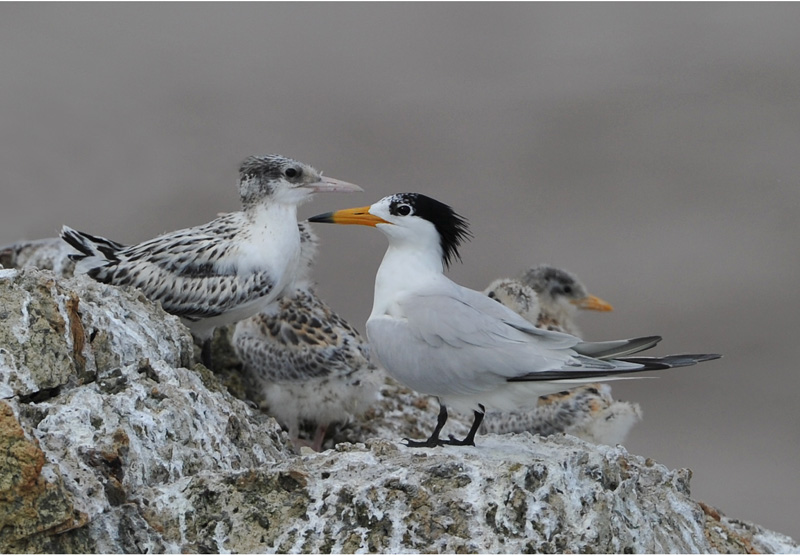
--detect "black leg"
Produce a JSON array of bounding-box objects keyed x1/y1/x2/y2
[
  {"x1": 404, "y1": 402, "x2": 449, "y2": 448},
  {"x1": 201, "y1": 338, "x2": 213, "y2": 368},
  {"x1": 444, "y1": 404, "x2": 485, "y2": 446}
]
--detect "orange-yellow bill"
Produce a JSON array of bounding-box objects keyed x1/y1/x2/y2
[
  {"x1": 308, "y1": 206, "x2": 390, "y2": 227},
  {"x1": 570, "y1": 294, "x2": 614, "y2": 312}
]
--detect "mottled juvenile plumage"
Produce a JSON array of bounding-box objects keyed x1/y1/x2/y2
[
  {"x1": 483, "y1": 278, "x2": 541, "y2": 325},
  {"x1": 61, "y1": 154, "x2": 361, "y2": 364},
  {"x1": 480, "y1": 383, "x2": 642, "y2": 445},
  {"x1": 233, "y1": 226, "x2": 381, "y2": 450},
  {"x1": 483, "y1": 267, "x2": 634, "y2": 443}
]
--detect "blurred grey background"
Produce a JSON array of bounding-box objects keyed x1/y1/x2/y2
[{"x1": 1, "y1": 3, "x2": 798, "y2": 540}]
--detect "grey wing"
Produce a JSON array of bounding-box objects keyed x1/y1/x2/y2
[
  {"x1": 367, "y1": 289, "x2": 583, "y2": 397},
  {"x1": 448, "y1": 289, "x2": 707, "y2": 378},
  {"x1": 410, "y1": 286, "x2": 582, "y2": 350},
  {"x1": 371, "y1": 286, "x2": 720, "y2": 398},
  {"x1": 370, "y1": 287, "x2": 655, "y2": 397},
  {"x1": 574, "y1": 336, "x2": 662, "y2": 359}
]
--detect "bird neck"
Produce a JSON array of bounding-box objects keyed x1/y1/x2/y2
[
  {"x1": 236, "y1": 201, "x2": 302, "y2": 281},
  {"x1": 370, "y1": 242, "x2": 445, "y2": 318},
  {"x1": 245, "y1": 200, "x2": 299, "y2": 226}
]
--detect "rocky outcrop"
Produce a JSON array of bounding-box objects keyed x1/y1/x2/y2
[
  {"x1": 0, "y1": 242, "x2": 797, "y2": 553},
  {"x1": 0, "y1": 400, "x2": 80, "y2": 546},
  {"x1": 0, "y1": 267, "x2": 292, "y2": 552},
  {"x1": 0, "y1": 238, "x2": 75, "y2": 278}
]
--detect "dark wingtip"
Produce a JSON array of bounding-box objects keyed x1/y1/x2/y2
[
  {"x1": 307, "y1": 212, "x2": 335, "y2": 223},
  {"x1": 619, "y1": 353, "x2": 722, "y2": 370},
  {"x1": 688, "y1": 353, "x2": 722, "y2": 362}
]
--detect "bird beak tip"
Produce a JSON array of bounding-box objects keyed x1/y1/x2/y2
[
  {"x1": 310, "y1": 177, "x2": 363, "y2": 193},
  {"x1": 307, "y1": 212, "x2": 335, "y2": 223}
]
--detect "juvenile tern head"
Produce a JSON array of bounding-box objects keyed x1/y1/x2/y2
[
  {"x1": 238, "y1": 155, "x2": 362, "y2": 207},
  {"x1": 486, "y1": 265, "x2": 612, "y2": 336},
  {"x1": 62, "y1": 154, "x2": 361, "y2": 367},
  {"x1": 522, "y1": 265, "x2": 612, "y2": 335},
  {"x1": 310, "y1": 193, "x2": 720, "y2": 448}
]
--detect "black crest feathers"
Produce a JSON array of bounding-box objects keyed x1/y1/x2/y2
[{"x1": 389, "y1": 193, "x2": 472, "y2": 269}]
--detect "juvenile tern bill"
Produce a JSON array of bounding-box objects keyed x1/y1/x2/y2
[
  {"x1": 309, "y1": 193, "x2": 720, "y2": 448},
  {"x1": 62, "y1": 154, "x2": 362, "y2": 366}
]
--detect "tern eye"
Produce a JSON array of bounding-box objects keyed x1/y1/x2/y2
[
  {"x1": 396, "y1": 204, "x2": 412, "y2": 216},
  {"x1": 284, "y1": 167, "x2": 301, "y2": 179},
  {"x1": 562, "y1": 285, "x2": 573, "y2": 295}
]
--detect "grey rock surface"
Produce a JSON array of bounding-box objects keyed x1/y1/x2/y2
[
  {"x1": 0, "y1": 267, "x2": 292, "y2": 552},
  {"x1": 0, "y1": 244, "x2": 797, "y2": 553},
  {"x1": 0, "y1": 238, "x2": 76, "y2": 278}
]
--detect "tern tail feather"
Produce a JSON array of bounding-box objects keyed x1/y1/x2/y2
[
  {"x1": 61, "y1": 226, "x2": 126, "y2": 263},
  {"x1": 574, "y1": 336, "x2": 662, "y2": 359},
  {"x1": 507, "y1": 352, "x2": 721, "y2": 382}
]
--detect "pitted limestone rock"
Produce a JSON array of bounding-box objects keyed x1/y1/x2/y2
[
  {"x1": 134, "y1": 436, "x2": 800, "y2": 553},
  {"x1": 0, "y1": 247, "x2": 797, "y2": 553},
  {"x1": 0, "y1": 238, "x2": 75, "y2": 278},
  {"x1": 0, "y1": 401, "x2": 81, "y2": 546},
  {"x1": 0, "y1": 267, "x2": 293, "y2": 552}
]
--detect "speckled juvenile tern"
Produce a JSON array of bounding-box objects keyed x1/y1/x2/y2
[
  {"x1": 485, "y1": 265, "x2": 613, "y2": 336},
  {"x1": 232, "y1": 223, "x2": 381, "y2": 451},
  {"x1": 62, "y1": 154, "x2": 362, "y2": 366}
]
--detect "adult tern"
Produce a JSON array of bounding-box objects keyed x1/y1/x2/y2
[{"x1": 309, "y1": 193, "x2": 720, "y2": 447}]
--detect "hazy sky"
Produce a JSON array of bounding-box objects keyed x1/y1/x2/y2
[{"x1": 1, "y1": 4, "x2": 798, "y2": 540}]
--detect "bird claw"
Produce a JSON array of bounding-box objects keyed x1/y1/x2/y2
[
  {"x1": 441, "y1": 434, "x2": 476, "y2": 447},
  {"x1": 402, "y1": 437, "x2": 446, "y2": 448}
]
